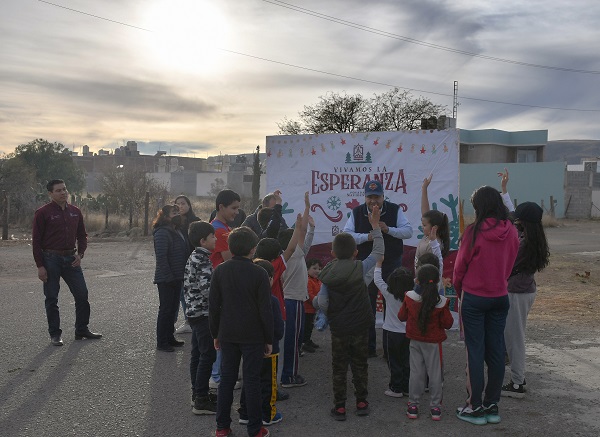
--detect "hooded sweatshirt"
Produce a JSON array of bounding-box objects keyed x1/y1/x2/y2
[{"x1": 453, "y1": 218, "x2": 519, "y2": 298}]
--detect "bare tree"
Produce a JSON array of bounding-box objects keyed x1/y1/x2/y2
[{"x1": 278, "y1": 88, "x2": 447, "y2": 134}]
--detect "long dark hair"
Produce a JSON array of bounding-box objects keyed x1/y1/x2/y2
[
  {"x1": 153, "y1": 205, "x2": 177, "y2": 229},
  {"x1": 416, "y1": 265, "x2": 441, "y2": 335},
  {"x1": 386, "y1": 267, "x2": 414, "y2": 301},
  {"x1": 516, "y1": 221, "x2": 550, "y2": 273},
  {"x1": 422, "y1": 209, "x2": 450, "y2": 257},
  {"x1": 174, "y1": 195, "x2": 198, "y2": 230},
  {"x1": 467, "y1": 186, "x2": 508, "y2": 248}
]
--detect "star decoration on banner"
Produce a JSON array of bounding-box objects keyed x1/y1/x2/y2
[
  {"x1": 432, "y1": 145, "x2": 437, "y2": 154},
  {"x1": 340, "y1": 138, "x2": 346, "y2": 145},
  {"x1": 410, "y1": 145, "x2": 415, "y2": 153},
  {"x1": 385, "y1": 140, "x2": 392, "y2": 149},
  {"x1": 420, "y1": 146, "x2": 426, "y2": 154},
  {"x1": 373, "y1": 138, "x2": 379, "y2": 146},
  {"x1": 397, "y1": 145, "x2": 403, "y2": 152},
  {"x1": 321, "y1": 144, "x2": 326, "y2": 152},
  {"x1": 330, "y1": 141, "x2": 335, "y2": 150},
  {"x1": 444, "y1": 144, "x2": 449, "y2": 153},
  {"x1": 267, "y1": 149, "x2": 272, "y2": 157},
  {"x1": 311, "y1": 148, "x2": 316, "y2": 155}
]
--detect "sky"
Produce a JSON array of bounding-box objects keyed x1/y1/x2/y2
[{"x1": 1, "y1": 0, "x2": 600, "y2": 157}]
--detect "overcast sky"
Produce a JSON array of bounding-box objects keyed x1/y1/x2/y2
[{"x1": 1, "y1": 0, "x2": 599, "y2": 157}]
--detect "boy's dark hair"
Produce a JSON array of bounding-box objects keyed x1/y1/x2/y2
[
  {"x1": 416, "y1": 265, "x2": 441, "y2": 335},
  {"x1": 417, "y1": 252, "x2": 440, "y2": 270},
  {"x1": 46, "y1": 179, "x2": 65, "y2": 192},
  {"x1": 306, "y1": 258, "x2": 322, "y2": 269},
  {"x1": 386, "y1": 267, "x2": 414, "y2": 301},
  {"x1": 277, "y1": 228, "x2": 294, "y2": 251},
  {"x1": 188, "y1": 221, "x2": 215, "y2": 247},
  {"x1": 331, "y1": 232, "x2": 356, "y2": 260},
  {"x1": 257, "y1": 207, "x2": 274, "y2": 230},
  {"x1": 253, "y1": 258, "x2": 275, "y2": 278},
  {"x1": 227, "y1": 226, "x2": 258, "y2": 257},
  {"x1": 215, "y1": 189, "x2": 241, "y2": 211},
  {"x1": 254, "y1": 238, "x2": 281, "y2": 261}
]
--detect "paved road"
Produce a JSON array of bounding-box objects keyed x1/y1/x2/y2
[{"x1": 0, "y1": 231, "x2": 599, "y2": 437}]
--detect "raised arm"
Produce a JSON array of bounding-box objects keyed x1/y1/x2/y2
[
  {"x1": 498, "y1": 168, "x2": 515, "y2": 212},
  {"x1": 421, "y1": 174, "x2": 432, "y2": 215},
  {"x1": 362, "y1": 205, "x2": 384, "y2": 281}
]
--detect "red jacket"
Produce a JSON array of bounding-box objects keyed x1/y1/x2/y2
[
  {"x1": 453, "y1": 218, "x2": 519, "y2": 298},
  {"x1": 398, "y1": 290, "x2": 454, "y2": 343},
  {"x1": 304, "y1": 276, "x2": 321, "y2": 314}
]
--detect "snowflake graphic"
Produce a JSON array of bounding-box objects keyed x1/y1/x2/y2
[{"x1": 327, "y1": 196, "x2": 342, "y2": 211}]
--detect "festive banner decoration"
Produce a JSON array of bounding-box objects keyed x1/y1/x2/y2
[{"x1": 265, "y1": 129, "x2": 460, "y2": 250}]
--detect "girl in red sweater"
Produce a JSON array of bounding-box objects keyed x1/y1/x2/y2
[
  {"x1": 302, "y1": 258, "x2": 323, "y2": 353},
  {"x1": 399, "y1": 265, "x2": 453, "y2": 421}
]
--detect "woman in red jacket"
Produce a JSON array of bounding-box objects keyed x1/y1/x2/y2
[{"x1": 454, "y1": 186, "x2": 519, "y2": 426}]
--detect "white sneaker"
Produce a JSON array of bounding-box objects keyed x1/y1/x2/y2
[
  {"x1": 209, "y1": 378, "x2": 220, "y2": 389},
  {"x1": 175, "y1": 321, "x2": 192, "y2": 334},
  {"x1": 384, "y1": 389, "x2": 403, "y2": 398}
]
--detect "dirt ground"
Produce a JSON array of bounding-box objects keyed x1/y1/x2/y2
[{"x1": 1, "y1": 219, "x2": 599, "y2": 436}]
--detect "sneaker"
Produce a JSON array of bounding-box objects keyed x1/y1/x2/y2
[
  {"x1": 50, "y1": 335, "x2": 63, "y2": 346},
  {"x1": 190, "y1": 392, "x2": 195, "y2": 407},
  {"x1": 175, "y1": 321, "x2": 192, "y2": 334},
  {"x1": 215, "y1": 428, "x2": 232, "y2": 437},
  {"x1": 330, "y1": 406, "x2": 346, "y2": 421},
  {"x1": 169, "y1": 338, "x2": 185, "y2": 347},
  {"x1": 406, "y1": 403, "x2": 419, "y2": 419},
  {"x1": 456, "y1": 405, "x2": 487, "y2": 425},
  {"x1": 209, "y1": 378, "x2": 220, "y2": 389},
  {"x1": 280, "y1": 375, "x2": 307, "y2": 388},
  {"x1": 430, "y1": 407, "x2": 442, "y2": 421},
  {"x1": 263, "y1": 412, "x2": 283, "y2": 426},
  {"x1": 356, "y1": 400, "x2": 370, "y2": 416},
  {"x1": 276, "y1": 389, "x2": 289, "y2": 401},
  {"x1": 483, "y1": 403, "x2": 501, "y2": 424},
  {"x1": 301, "y1": 343, "x2": 316, "y2": 353},
  {"x1": 384, "y1": 389, "x2": 403, "y2": 398},
  {"x1": 501, "y1": 381, "x2": 525, "y2": 399},
  {"x1": 253, "y1": 427, "x2": 270, "y2": 437},
  {"x1": 192, "y1": 396, "x2": 216, "y2": 415}
]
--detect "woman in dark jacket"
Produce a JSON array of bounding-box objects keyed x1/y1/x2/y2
[
  {"x1": 153, "y1": 204, "x2": 189, "y2": 352},
  {"x1": 174, "y1": 195, "x2": 201, "y2": 334}
]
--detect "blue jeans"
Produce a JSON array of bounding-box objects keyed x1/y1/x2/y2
[
  {"x1": 190, "y1": 316, "x2": 216, "y2": 397},
  {"x1": 281, "y1": 299, "x2": 304, "y2": 383},
  {"x1": 156, "y1": 280, "x2": 181, "y2": 347},
  {"x1": 217, "y1": 341, "x2": 264, "y2": 436},
  {"x1": 42, "y1": 252, "x2": 90, "y2": 336},
  {"x1": 174, "y1": 285, "x2": 187, "y2": 322},
  {"x1": 461, "y1": 292, "x2": 509, "y2": 408}
]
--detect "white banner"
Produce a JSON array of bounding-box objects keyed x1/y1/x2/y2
[{"x1": 265, "y1": 129, "x2": 460, "y2": 250}]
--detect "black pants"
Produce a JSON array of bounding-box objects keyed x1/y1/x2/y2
[
  {"x1": 240, "y1": 354, "x2": 279, "y2": 422},
  {"x1": 156, "y1": 280, "x2": 181, "y2": 347},
  {"x1": 303, "y1": 313, "x2": 315, "y2": 343},
  {"x1": 384, "y1": 330, "x2": 410, "y2": 393}
]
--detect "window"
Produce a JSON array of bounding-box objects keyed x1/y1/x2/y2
[{"x1": 517, "y1": 149, "x2": 537, "y2": 163}]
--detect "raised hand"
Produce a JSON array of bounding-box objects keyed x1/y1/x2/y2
[
  {"x1": 369, "y1": 205, "x2": 381, "y2": 229},
  {"x1": 423, "y1": 174, "x2": 433, "y2": 189},
  {"x1": 497, "y1": 168, "x2": 509, "y2": 194},
  {"x1": 274, "y1": 189, "x2": 282, "y2": 205}
]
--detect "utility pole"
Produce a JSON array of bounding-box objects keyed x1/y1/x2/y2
[{"x1": 453, "y1": 81, "x2": 459, "y2": 121}]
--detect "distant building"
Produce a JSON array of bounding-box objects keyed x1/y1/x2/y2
[{"x1": 565, "y1": 158, "x2": 600, "y2": 219}]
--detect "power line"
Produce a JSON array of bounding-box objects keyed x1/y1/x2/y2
[
  {"x1": 35, "y1": 0, "x2": 600, "y2": 112},
  {"x1": 263, "y1": 0, "x2": 600, "y2": 76},
  {"x1": 219, "y1": 49, "x2": 600, "y2": 112},
  {"x1": 37, "y1": 0, "x2": 152, "y2": 32}
]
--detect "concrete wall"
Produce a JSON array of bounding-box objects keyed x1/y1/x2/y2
[
  {"x1": 565, "y1": 170, "x2": 597, "y2": 219},
  {"x1": 460, "y1": 162, "x2": 565, "y2": 218}
]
